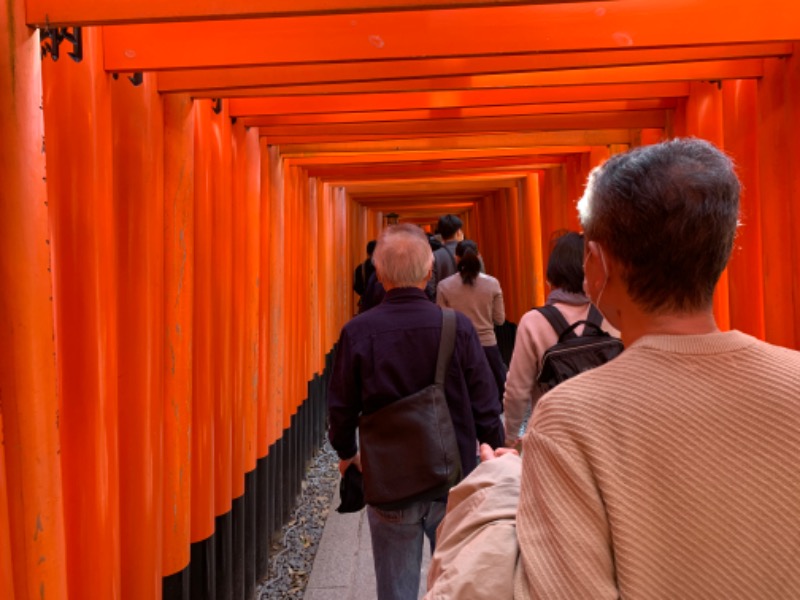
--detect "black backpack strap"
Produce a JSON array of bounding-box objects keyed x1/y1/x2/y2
[
  {"x1": 586, "y1": 304, "x2": 604, "y2": 327},
  {"x1": 435, "y1": 308, "x2": 457, "y2": 386},
  {"x1": 535, "y1": 305, "x2": 575, "y2": 340}
]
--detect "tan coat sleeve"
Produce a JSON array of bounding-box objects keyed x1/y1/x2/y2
[{"x1": 425, "y1": 453, "x2": 522, "y2": 600}]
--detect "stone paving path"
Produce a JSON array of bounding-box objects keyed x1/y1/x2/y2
[{"x1": 304, "y1": 480, "x2": 431, "y2": 600}]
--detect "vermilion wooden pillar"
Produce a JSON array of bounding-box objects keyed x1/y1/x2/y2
[
  {"x1": 42, "y1": 26, "x2": 121, "y2": 600},
  {"x1": 242, "y1": 126, "x2": 261, "y2": 600},
  {"x1": 162, "y1": 93, "x2": 195, "y2": 599},
  {"x1": 255, "y1": 137, "x2": 272, "y2": 581},
  {"x1": 230, "y1": 120, "x2": 248, "y2": 600},
  {"x1": 318, "y1": 182, "x2": 335, "y2": 353},
  {"x1": 506, "y1": 184, "x2": 523, "y2": 320},
  {"x1": 0, "y1": 3, "x2": 67, "y2": 599},
  {"x1": 0, "y1": 413, "x2": 14, "y2": 599},
  {"x1": 112, "y1": 70, "x2": 165, "y2": 600},
  {"x1": 308, "y1": 177, "x2": 322, "y2": 369},
  {"x1": 210, "y1": 101, "x2": 234, "y2": 600},
  {"x1": 524, "y1": 173, "x2": 545, "y2": 309},
  {"x1": 267, "y1": 145, "x2": 286, "y2": 445},
  {"x1": 758, "y1": 55, "x2": 799, "y2": 349},
  {"x1": 685, "y1": 81, "x2": 731, "y2": 331},
  {"x1": 191, "y1": 98, "x2": 217, "y2": 600},
  {"x1": 721, "y1": 80, "x2": 766, "y2": 340}
]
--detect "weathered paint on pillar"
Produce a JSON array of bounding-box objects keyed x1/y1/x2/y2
[
  {"x1": 191, "y1": 98, "x2": 216, "y2": 545},
  {"x1": 163, "y1": 93, "x2": 195, "y2": 580},
  {"x1": 42, "y1": 26, "x2": 121, "y2": 600},
  {"x1": 0, "y1": 2, "x2": 67, "y2": 598},
  {"x1": 111, "y1": 71, "x2": 165, "y2": 600}
]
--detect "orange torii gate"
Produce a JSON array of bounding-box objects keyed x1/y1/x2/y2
[{"x1": 3, "y1": 1, "x2": 800, "y2": 599}]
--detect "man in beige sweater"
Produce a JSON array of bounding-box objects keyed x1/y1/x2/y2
[{"x1": 426, "y1": 138, "x2": 800, "y2": 599}]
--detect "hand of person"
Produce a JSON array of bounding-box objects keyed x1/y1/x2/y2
[
  {"x1": 338, "y1": 451, "x2": 362, "y2": 476},
  {"x1": 479, "y1": 443, "x2": 519, "y2": 462}
]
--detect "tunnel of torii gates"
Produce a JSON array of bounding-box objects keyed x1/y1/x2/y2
[{"x1": 2, "y1": 0, "x2": 800, "y2": 599}]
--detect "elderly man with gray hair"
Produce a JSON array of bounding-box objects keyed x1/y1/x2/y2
[
  {"x1": 328, "y1": 223, "x2": 505, "y2": 600},
  {"x1": 425, "y1": 138, "x2": 800, "y2": 599}
]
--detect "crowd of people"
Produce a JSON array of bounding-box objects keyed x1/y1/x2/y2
[{"x1": 334, "y1": 138, "x2": 800, "y2": 600}]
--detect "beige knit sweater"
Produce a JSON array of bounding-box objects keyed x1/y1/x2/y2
[
  {"x1": 517, "y1": 330, "x2": 800, "y2": 599},
  {"x1": 437, "y1": 272, "x2": 505, "y2": 346}
]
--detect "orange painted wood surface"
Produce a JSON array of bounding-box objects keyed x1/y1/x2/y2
[
  {"x1": 199, "y1": 59, "x2": 764, "y2": 99},
  {"x1": 231, "y1": 120, "x2": 249, "y2": 502},
  {"x1": 0, "y1": 2, "x2": 68, "y2": 598},
  {"x1": 722, "y1": 80, "x2": 766, "y2": 340},
  {"x1": 0, "y1": 412, "x2": 14, "y2": 599},
  {"x1": 243, "y1": 127, "x2": 262, "y2": 473},
  {"x1": 191, "y1": 98, "x2": 216, "y2": 543},
  {"x1": 28, "y1": 0, "x2": 571, "y2": 27},
  {"x1": 757, "y1": 55, "x2": 800, "y2": 348},
  {"x1": 102, "y1": 1, "x2": 800, "y2": 71},
  {"x1": 156, "y1": 43, "x2": 790, "y2": 94},
  {"x1": 162, "y1": 93, "x2": 195, "y2": 577},
  {"x1": 42, "y1": 26, "x2": 122, "y2": 600},
  {"x1": 257, "y1": 137, "x2": 273, "y2": 458},
  {"x1": 229, "y1": 83, "x2": 689, "y2": 115},
  {"x1": 266, "y1": 144, "x2": 287, "y2": 441},
  {"x1": 112, "y1": 71, "x2": 165, "y2": 600},
  {"x1": 210, "y1": 102, "x2": 234, "y2": 522}
]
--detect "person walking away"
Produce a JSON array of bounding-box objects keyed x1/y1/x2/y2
[
  {"x1": 426, "y1": 138, "x2": 800, "y2": 600},
  {"x1": 353, "y1": 240, "x2": 377, "y2": 312},
  {"x1": 425, "y1": 214, "x2": 463, "y2": 301},
  {"x1": 328, "y1": 223, "x2": 505, "y2": 600},
  {"x1": 502, "y1": 231, "x2": 616, "y2": 448},
  {"x1": 436, "y1": 239, "x2": 506, "y2": 404}
]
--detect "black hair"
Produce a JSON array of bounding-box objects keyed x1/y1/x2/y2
[
  {"x1": 366, "y1": 240, "x2": 377, "y2": 256},
  {"x1": 456, "y1": 239, "x2": 481, "y2": 286},
  {"x1": 436, "y1": 214, "x2": 463, "y2": 240},
  {"x1": 547, "y1": 232, "x2": 585, "y2": 294}
]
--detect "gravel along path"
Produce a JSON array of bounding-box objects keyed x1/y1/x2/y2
[{"x1": 257, "y1": 439, "x2": 339, "y2": 599}]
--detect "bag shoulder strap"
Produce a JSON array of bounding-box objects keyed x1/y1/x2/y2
[
  {"x1": 435, "y1": 308, "x2": 457, "y2": 386},
  {"x1": 535, "y1": 305, "x2": 574, "y2": 339},
  {"x1": 443, "y1": 245, "x2": 457, "y2": 271},
  {"x1": 586, "y1": 304, "x2": 604, "y2": 328}
]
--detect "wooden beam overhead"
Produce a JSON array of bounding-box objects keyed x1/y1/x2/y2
[
  {"x1": 284, "y1": 146, "x2": 592, "y2": 163},
  {"x1": 304, "y1": 156, "x2": 564, "y2": 178},
  {"x1": 26, "y1": 0, "x2": 593, "y2": 27},
  {"x1": 103, "y1": 1, "x2": 800, "y2": 71},
  {"x1": 156, "y1": 43, "x2": 791, "y2": 93},
  {"x1": 190, "y1": 59, "x2": 763, "y2": 98},
  {"x1": 272, "y1": 129, "x2": 634, "y2": 153},
  {"x1": 229, "y1": 83, "x2": 689, "y2": 116},
  {"x1": 242, "y1": 99, "x2": 675, "y2": 128},
  {"x1": 256, "y1": 110, "x2": 666, "y2": 139}
]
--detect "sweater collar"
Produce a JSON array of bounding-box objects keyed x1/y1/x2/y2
[{"x1": 630, "y1": 330, "x2": 757, "y2": 355}]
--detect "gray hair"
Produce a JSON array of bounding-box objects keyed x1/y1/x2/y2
[
  {"x1": 372, "y1": 224, "x2": 433, "y2": 288},
  {"x1": 578, "y1": 138, "x2": 740, "y2": 313}
]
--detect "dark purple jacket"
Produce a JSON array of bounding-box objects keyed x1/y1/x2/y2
[{"x1": 328, "y1": 287, "x2": 505, "y2": 479}]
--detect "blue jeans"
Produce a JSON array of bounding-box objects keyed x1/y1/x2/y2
[{"x1": 366, "y1": 500, "x2": 447, "y2": 600}]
